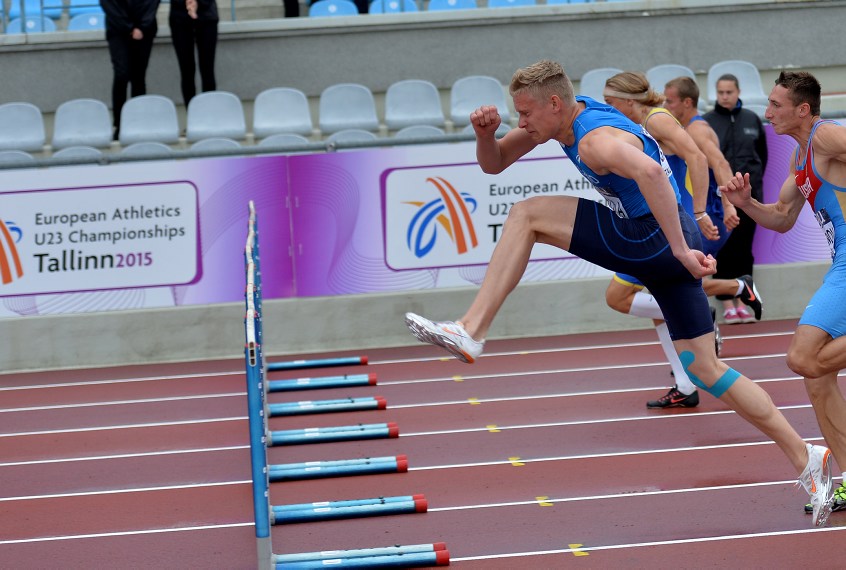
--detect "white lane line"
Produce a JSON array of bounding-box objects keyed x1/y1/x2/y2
[
  {"x1": 450, "y1": 525, "x2": 846, "y2": 563},
  {"x1": 0, "y1": 480, "x2": 252, "y2": 502},
  {"x1": 371, "y1": 330, "x2": 795, "y2": 365},
  {"x1": 0, "y1": 416, "x2": 247, "y2": 438},
  {"x1": 0, "y1": 445, "x2": 249, "y2": 467},
  {"x1": 0, "y1": 392, "x2": 246, "y2": 414},
  {"x1": 0, "y1": 370, "x2": 243, "y2": 392},
  {"x1": 0, "y1": 522, "x2": 255, "y2": 546}
]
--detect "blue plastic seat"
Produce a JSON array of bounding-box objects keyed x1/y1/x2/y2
[
  {"x1": 5, "y1": 16, "x2": 57, "y2": 33},
  {"x1": 68, "y1": 0, "x2": 104, "y2": 17},
  {"x1": 369, "y1": 0, "x2": 418, "y2": 13},
  {"x1": 427, "y1": 0, "x2": 476, "y2": 10},
  {"x1": 488, "y1": 0, "x2": 535, "y2": 7},
  {"x1": 308, "y1": 0, "x2": 359, "y2": 17},
  {"x1": 9, "y1": 0, "x2": 62, "y2": 20},
  {"x1": 67, "y1": 11, "x2": 106, "y2": 31}
]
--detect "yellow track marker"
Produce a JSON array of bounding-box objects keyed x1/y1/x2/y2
[
  {"x1": 535, "y1": 496, "x2": 553, "y2": 507},
  {"x1": 486, "y1": 424, "x2": 500, "y2": 433},
  {"x1": 452, "y1": 375, "x2": 464, "y2": 382},
  {"x1": 568, "y1": 544, "x2": 589, "y2": 557},
  {"x1": 508, "y1": 456, "x2": 525, "y2": 467},
  {"x1": 467, "y1": 397, "x2": 480, "y2": 405}
]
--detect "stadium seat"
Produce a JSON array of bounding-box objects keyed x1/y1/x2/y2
[
  {"x1": 488, "y1": 0, "x2": 535, "y2": 7},
  {"x1": 0, "y1": 102, "x2": 45, "y2": 152},
  {"x1": 51, "y1": 145, "x2": 104, "y2": 161},
  {"x1": 5, "y1": 16, "x2": 57, "y2": 33},
  {"x1": 52, "y1": 98, "x2": 112, "y2": 150},
  {"x1": 190, "y1": 137, "x2": 242, "y2": 152},
  {"x1": 385, "y1": 79, "x2": 445, "y2": 130},
  {"x1": 318, "y1": 83, "x2": 379, "y2": 134},
  {"x1": 257, "y1": 133, "x2": 311, "y2": 147},
  {"x1": 393, "y1": 125, "x2": 446, "y2": 139},
  {"x1": 646, "y1": 63, "x2": 696, "y2": 91},
  {"x1": 185, "y1": 91, "x2": 246, "y2": 142},
  {"x1": 9, "y1": 0, "x2": 62, "y2": 20},
  {"x1": 744, "y1": 104, "x2": 768, "y2": 120},
  {"x1": 68, "y1": 0, "x2": 104, "y2": 17},
  {"x1": 450, "y1": 75, "x2": 510, "y2": 127},
  {"x1": 369, "y1": 0, "x2": 418, "y2": 13},
  {"x1": 118, "y1": 94, "x2": 180, "y2": 146},
  {"x1": 427, "y1": 0, "x2": 476, "y2": 10},
  {"x1": 0, "y1": 150, "x2": 36, "y2": 165},
  {"x1": 578, "y1": 67, "x2": 623, "y2": 101},
  {"x1": 706, "y1": 60, "x2": 769, "y2": 106},
  {"x1": 326, "y1": 129, "x2": 379, "y2": 144},
  {"x1": 120, "y1": 141, "x2": 176, "y2": 158},
  {"x1": 252, "y1": 87, "x2": 314, "y2": 138},
  {"x1": 308, "y1": 0, "x2": 359, "y2": 17},
  {"x1": 67, "y1": 11, "x2": 105, "y2": 31}
]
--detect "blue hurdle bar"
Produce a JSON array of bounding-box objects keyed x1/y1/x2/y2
[
  {"x1": 274, "y1": 495, "x2": 423, "y2": 513},
  {"x1": 268, "y1": 396, "x2": 386, "y2": 416},
  {"x1": 268, "y1": 455, "x2": 407, "y2": 481},
  {"x1": 267, "y1": 373, "x2": 377, "y2": 392},
  {"x1": 272, "y1": 495, "x2": 427, "y2": 524},
  {"x1": 269, "y1": 422, "x2": 399, "y2": 446},
  {"x1": 267, "y1": 355, "x2": 368, "y2": 371},
  {"x1": 274, "y1": 544, "x2": 450, "y2": 568}
]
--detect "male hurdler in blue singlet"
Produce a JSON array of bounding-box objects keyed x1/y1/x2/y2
[
  {"x1": 404, "y1": 60, "x2": 834, "y2": 526},
  {"x1": 724, "y1": 70, "x2": 846, "y2": 519}
]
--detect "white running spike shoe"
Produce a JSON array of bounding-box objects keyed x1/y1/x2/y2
[
  {"x1": 405, "y1": 312, "x2": 484, "y2": 364},
  {"x1": 798, "y1": 443, "x2": 834, "y2": 527}
]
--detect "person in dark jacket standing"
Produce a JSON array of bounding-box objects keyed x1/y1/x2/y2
[
  {"x1": 169, "y1": 0, "x2": 218, "y2": 106},
  {"x1": 100, "y1": 0, "x2": 161, "y2": 139},
  {"x1": 704, "y1": 73, "x2": 768, "y2": 325}
]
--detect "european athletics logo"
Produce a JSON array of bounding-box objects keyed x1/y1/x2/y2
[
  {"x1": 404, "y1": 176, "x2": 478, "y2": 258},
  {"x1": 0, "y1": 219, "x2": 24, "y2": 285}
]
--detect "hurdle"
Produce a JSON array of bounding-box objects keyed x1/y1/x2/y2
[
  {"x1": 267, "y1": 372, "x2": 377, "y2": 392},
  {"x1": 242, "y1": 201, "x2": 449, "y2": 568},
  {"x1": 267, "y1": 355, "x2": 368, "y2": 371}
]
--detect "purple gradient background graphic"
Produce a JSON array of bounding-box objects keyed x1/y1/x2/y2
[{"x1": 753, "y1": 126, "x2": 829, "y2": 263}]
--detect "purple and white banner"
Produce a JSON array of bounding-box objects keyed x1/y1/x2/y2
[{"x1": 0, "y1": 127, "x2": 830, "y2": 318}]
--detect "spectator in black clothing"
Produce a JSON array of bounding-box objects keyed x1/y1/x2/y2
[
  {"x1": 284, "y1": 0, "x2": 299, "y2": 17},
  {"x1": 170, "y1": 0, "x2": 219, "y2": 106},
  {"x1": 704, "y1": 73, "x2": 768, "y2": 325},
  {"x1": 100, "y1": 0, "x2": 161, "y2": 139}
]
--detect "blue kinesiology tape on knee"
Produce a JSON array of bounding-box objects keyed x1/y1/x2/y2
[
  {"x1": 679, "y1": 351, "x2": 707, "y2": 390},
  {"x1": 679, "y1": 351, "x2": 741, "y2": 398}
]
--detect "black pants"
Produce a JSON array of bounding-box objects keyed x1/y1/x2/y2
[
  {"x1": 107, "y1": 30, "x2": 156, "y2": 133},
  {"x1": 170, "y1": 18, "x2": 218, "y2": 106}
]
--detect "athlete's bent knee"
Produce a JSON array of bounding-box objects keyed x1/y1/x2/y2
[{"x1": 680, "y1": 351, "x2": 740, "y2": 398}]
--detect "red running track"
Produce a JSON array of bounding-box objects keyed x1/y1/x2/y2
[{"x1": 0, "y1": 318, "x2": 844, "y2": 568}]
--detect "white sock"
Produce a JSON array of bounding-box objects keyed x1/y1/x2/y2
[
  {"x1": 628, "y1": 291, "x2": 665, "y2": 320},
  {"x1": 734, "y1": 280, "x2": 745, "y2": 297},
  {"x1": 656, "y1": 323, "x2": 697, "y2": 395}
]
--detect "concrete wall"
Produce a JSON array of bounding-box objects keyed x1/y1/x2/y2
[
  {"x1": 1, "y1": 261, "x2": 829, "y2": 372},
  {"x1": 1, "y1": 0, "x2": 845, "y2": 115}
]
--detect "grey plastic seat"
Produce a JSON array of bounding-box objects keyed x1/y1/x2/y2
[
  {"x1": 190, "y1": 137, "x2": 242, "y2": 152},
  {"x1": 252, "y1": 87, "x2": 314, "y2": 138},
  {"x1": 118, "y1": 94, "x2": 180, "y2": 145},
  {"x1": 707, "y1": 60, "x2": 769, "y2": 106},
  {"x1": 450, "y1": 75, "x2": 510, "y2": 127},
  {"x1": 326, "y1": 129, "x2": 379, "y2": 144},
  {"x1": 318, "y1": 83, "x2": 379, "y2": 134},
  {"x1": 186, "y1": 91, "x2": 246, "y2": 142},
  {"x1": 51, "y1": 146, "x2": 104, "y2": 161},
  {"x1": 120, "y1": 141, "x2": 175, "y2": 158},
  {"x1": 52, "y1": 98, "x2": 113, "y2": 150},
  {"x1": 646, "y1": 64, "x2": 696, "y2": 91},
  {"x1": 385, "y1": 79, "x2": 445, "y2": 130},
  {"x1": 744, "y1": 104, "x2": 769, "y2": 121},
  {"x1": 0, "y1": 150, "x2": 37, "y2": 166},
  {"x1": 0, "y1": 102, "x2": 45, "y2": 152},
  {"x1": 257, "y1": 133, "x2": 311, "y2": 147},
  {"x1": 394, "y1": 125, "x2": 446, "y2": 139},
  {"x1": 578, "y1": 67, "x2": 623, "y2": 101}
]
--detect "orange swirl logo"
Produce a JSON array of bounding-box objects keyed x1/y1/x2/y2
[
  {"x1": 405, "y1": 177, "x2": 478, "y2": 257},
  {"x1": 0, "y1": 220, "x2": 24, "y2": 285}
]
